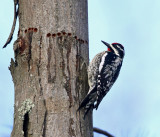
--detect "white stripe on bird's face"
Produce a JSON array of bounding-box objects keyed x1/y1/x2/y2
[
  {"x1": 116, "y1": 45, "x2": 123, "y2": 51},
  {"x1": 110, "y1": 44, "x2": 120, "y2": 56}
]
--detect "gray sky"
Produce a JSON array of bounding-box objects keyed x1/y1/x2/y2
[{"x1": 0, "y1": 0, "x2": 160, "y2": 137}]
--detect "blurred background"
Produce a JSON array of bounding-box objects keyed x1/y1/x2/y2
[{"x1": 1, "y1": 0, "x2": 160, "y2": 137}]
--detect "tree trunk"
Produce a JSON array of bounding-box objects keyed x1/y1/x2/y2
[{"x1": 10, "y1": 0, "x2": 92, "y2": 137}]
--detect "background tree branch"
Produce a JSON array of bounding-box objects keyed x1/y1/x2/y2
[{"x1": 93, "y1": 127, "x2": 114, "y2": 137}]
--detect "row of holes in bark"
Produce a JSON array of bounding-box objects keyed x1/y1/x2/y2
[
  {"x1": 46, "y1": 32, "x2": 88, "y2": 44},
  {"x1": 18, "y1": 28, "x2": 38, "y2": 36},
  {"x1": 25, "y1": 28, "x2": 38, "y2": 33},
  {"x1": 19, "y1": 28, "x2": 88, "y2": 44}
]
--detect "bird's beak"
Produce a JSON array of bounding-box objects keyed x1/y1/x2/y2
[{"x1": 101, "y1": 40, "x2": 113, "y2": 52}]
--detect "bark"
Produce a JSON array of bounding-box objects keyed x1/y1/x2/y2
[{"x1": 10, "y1": 0, "x2": 92, "y2": 137}]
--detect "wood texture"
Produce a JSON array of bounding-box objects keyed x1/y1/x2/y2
[{"x1": 10, "y1": 0, "x2": 92, "y2": 137}]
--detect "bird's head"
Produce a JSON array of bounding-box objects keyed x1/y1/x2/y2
[{"x1": 101, "y1": 40, "x2": 125, "y2": 58}]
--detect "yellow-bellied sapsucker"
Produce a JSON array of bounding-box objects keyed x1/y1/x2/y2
[{"x1": 78, "y1": 41, "x2": 125, "y2": 118}]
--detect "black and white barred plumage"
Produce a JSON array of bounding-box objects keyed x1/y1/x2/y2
[{"x1": 78, "y1": 41, "x2": 125, "y2": 118}]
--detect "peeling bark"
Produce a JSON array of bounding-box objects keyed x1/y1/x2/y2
[{"x1": 10, "y1": 0, "x2": 92, "y2": 137}]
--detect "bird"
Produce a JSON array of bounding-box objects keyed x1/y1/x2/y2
[{"x1": 78, "y1": 40, "x2": 125, "y2": 118}]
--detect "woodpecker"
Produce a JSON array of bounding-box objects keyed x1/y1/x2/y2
[{"x1": 78, "y1": 40, "x2": 125, "y2": 118}]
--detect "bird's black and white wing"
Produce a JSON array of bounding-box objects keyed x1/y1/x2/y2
[{"x1": 95, "y1": 53, "x2": 123, "y2": 109}]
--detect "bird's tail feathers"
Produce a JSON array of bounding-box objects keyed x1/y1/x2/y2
[
  {"x1": 77, "y1": 93, "x2": 91, "y2": 111},
  {"x1": 77, "y1": 87, "x2": 97, "y2": 118},
  {"x1": 83, "y1": 104, "x2": 94, "y2": 119}
]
